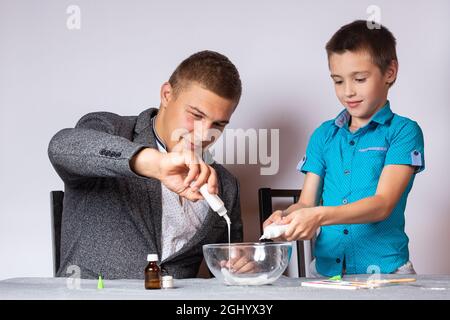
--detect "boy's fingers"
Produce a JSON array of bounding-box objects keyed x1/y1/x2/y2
[
  {"x1": 285, "y1": 222, "x2": 296, "y2": 238},
  {"x1": 263, "y1": 210, "x2": 282, "y2": 229},
  {"x1": 272, "y1": 215, "x2": 283, "y2": 224},
  {"x1": 285, "y1": 219, "x2": 304, "y2": 240},
  {"x1": 281, "y1": 212, "x2": 295, "y2": 224}
]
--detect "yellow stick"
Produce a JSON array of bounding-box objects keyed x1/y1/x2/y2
[{"x1": 367, "y1": 278, "x2": 416, "y2": 284}]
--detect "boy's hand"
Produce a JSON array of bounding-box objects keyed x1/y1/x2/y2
[
  {"x1": 262, "y1": 210, "x2": 285, "y2": 229},
  {"x1": 280, "y1": 207, "x2": 322, "y2": 241}
]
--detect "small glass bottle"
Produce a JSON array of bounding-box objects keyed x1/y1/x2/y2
[{"x1": 145, "y1": 254, "x2": 161, "y2": 289}]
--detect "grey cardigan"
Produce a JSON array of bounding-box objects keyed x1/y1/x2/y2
[{"x1": 48, "y1": 108, "x2": 243, "y2": 279}]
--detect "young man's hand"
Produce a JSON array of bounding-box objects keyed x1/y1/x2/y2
[
  {"x1": 159, "y1": 149, "x2": 218, "y2": 201},
  {"x1": 130, "y1": 147, "x2": 218, "y2": 201},
  {"x1": 220, "y1": 247, "x2": 259, "y2": 274}
]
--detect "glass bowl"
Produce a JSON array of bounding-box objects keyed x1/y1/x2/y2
[{"x1": 202, "y1": 242, "x2": 292, "y2": 286}]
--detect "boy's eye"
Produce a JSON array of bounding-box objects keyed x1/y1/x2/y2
[
  {"x1": 355, "y1": 78, "x2": 366, "y2": 83},
  {"x1": 334, "y1": 80, "x2": 343, "y2": 85}
]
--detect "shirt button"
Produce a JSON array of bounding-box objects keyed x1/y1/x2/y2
[
  {"x1": 342, "y1": 199, "x2": 348, "y2": 204},
  {"x1": 336, "y1": 258, "x2": 341, "y2": 264},
  {"x1": 344, "y1": 169, "x2": 351, "y2": 175},
  {"x1": 344, "y1": 229, "x2": 349, "y2": 235},
  {"x1": 349, "y1": 140, "x2": 355, "y2": 146},
  {"x1": 413, "y1": 150, "x2": 419, "y2": 156}
]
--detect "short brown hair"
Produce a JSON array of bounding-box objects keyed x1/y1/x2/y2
[
  {"x1": 326, "y1": 20, "x2": 397, "y2": 75},
  {"x1": 169, "y1": 50, "x2": 242, "y2": 104}
]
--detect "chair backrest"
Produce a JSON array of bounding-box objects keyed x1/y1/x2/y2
[
  {"x1": 50, "y1": 191, "x2": 64, "y2": 276},
  {"x1": 258, "y1": 187, "x2": 314, "y2": 277}
]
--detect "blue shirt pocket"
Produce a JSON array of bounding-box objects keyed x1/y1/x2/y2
[
  {"x1": 354, "y1": 146, "x2": 388, "y2": 183},
  {"x1": 358, "y1": 146, "x2": 388, "y2": 152}
]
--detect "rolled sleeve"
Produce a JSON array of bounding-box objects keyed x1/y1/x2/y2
[{"x1": 384, "y1": 120, "x2": 425, "y2": 173}]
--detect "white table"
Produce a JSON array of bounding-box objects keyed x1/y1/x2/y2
[{"x1": 1, "y1": 274, "x2": 449, "y2": 300}]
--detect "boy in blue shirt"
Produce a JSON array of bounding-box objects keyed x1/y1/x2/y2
[{"x1": 264, "y1": 20, "x2": 424, "y2": 277}]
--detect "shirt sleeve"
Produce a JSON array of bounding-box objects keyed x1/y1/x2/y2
[
  {"x1": 384, "y1": 120, "x2": 425, "y2": 173},
  {"x1": 297, "y1": 124, "x2": 327, "y2": 177}
]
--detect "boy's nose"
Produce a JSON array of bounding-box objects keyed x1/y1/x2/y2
[{"x1": 344, "y1": 83, "x2": 356, "y2": 97}]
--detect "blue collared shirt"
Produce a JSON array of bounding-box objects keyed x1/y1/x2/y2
[{"x1": 297, "y1": 101, "x2": 425, "y2": 276}]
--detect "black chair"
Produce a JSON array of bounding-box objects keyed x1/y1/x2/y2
[
  {"x1": 50, "y1": 191, "x2": 64, "y2": 276},
  {"x1": 258, "y1": 188, "x2": 314, "y2": 277}
]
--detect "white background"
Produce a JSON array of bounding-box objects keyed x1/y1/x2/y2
[{"x1": 1, "y1": 0, "x2": 449, "y2": 279}]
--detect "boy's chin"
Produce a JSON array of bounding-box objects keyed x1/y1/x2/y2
[
  {"x1": 344, "y1": 107, "x2": 360, "y2": 115},
  {"x1": 345, "y1": 107, "x2": 366, "y2": 118}
]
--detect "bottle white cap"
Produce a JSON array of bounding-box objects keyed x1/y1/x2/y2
[{"x1": 147, "y1": 254, "x2": 159, "y2": 262}]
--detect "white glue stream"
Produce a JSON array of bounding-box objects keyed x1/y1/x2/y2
[{"x1": 198, "y1": 184, "x2": 232, "y2": 269}]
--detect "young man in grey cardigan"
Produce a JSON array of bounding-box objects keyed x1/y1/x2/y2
[{"x1": 48, "y1": 51, "x2": 243, "y2": 279}]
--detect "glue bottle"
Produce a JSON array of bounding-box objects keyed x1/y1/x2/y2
[
  {"x1": 145, "y1": 254, "x2": 161, "y2": 289},
  {"x1": 259, "y1": 224, "x2": 289, "y2": 240},
  {"x1": 198, "y1": 184, "x2": 231, "y2": 225}
]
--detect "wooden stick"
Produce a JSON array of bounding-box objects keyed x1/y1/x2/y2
[{"x1": 367, "y1": 278, "x2": 416, "y2": 284}]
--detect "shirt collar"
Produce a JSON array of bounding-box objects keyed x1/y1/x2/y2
[
  {"x1": 370, "y1": 101, "x2": 394, "y2": 125},
  {"x1": 334, "y1": 109, "x2": 351, "y2": 128},
  {"x1": 334, "y1": 100, "x2": 394, "y2": 128},
  {"x1": 151, "y1": 115, "x2": 167, "y2": 152}
]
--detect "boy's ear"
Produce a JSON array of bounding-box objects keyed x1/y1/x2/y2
[
  {"x1": 385, "y1": 60, "x2": 398, "y2": 85},
  {"x1": 160, "y1": 82, "x2": 174, "y2": 108}
]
